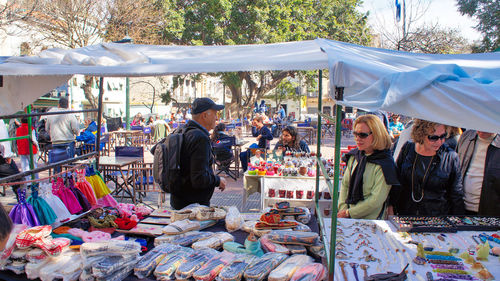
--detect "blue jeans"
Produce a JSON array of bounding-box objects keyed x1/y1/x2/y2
[{"x1": 51, "y1": 141, "x2": 75, "y2": 173}]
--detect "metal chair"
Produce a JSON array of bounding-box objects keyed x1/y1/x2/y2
[
  {"x1": 213, "y1": 135, "x2": 238, "y2": 180},
  {"x1": 131, "y1": 163, "x2": 166, "y2": 207}
]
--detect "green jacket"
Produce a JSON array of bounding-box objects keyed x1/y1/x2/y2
[{"x1": 338, "y1": 157, "x2": 392, "y2": 219}]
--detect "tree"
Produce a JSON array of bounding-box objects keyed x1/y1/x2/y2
[
  {"x1": 457, "y1": 0, "x2": 500, "y2": 52},
  {"x1": 0, "y1": 0, "x2": 37, "y2": 30},
  {"x1": 373, "y1": 0, "x2": 470, "y2": 53},
  {"x1": 157, "y1": 0, "x2": 371, "y2": 117}
]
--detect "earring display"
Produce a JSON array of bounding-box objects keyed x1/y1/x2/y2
[
  {"x1": 389, "y1": 216, "x2": 500, "y2": 233},
  {"x1": 331, "y1": 218, "x2": 499, "y2": 281}
]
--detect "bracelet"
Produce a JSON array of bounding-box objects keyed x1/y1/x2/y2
[
  {"x1": 350, "y1": 263, "x2": 360, "y2": 281},
  {"x1": 432, "y1": 269, "x2": 469, "y2": 275},
  {"x1": 430, "y1": 264, "x2": 465, "y2": 270},
  {"x1": 436, "y1": 273, "x2": 474, "y2": 280}
]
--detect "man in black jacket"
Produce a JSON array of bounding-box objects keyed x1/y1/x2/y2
[{"x1": 171, "y1": 98, "x2": 226, "y2": 210}]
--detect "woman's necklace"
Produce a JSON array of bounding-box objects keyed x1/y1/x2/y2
[{"x1": 411, "y1": 153, "x2": 434, "y2": 203}]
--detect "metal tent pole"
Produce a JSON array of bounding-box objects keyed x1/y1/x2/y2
[{"x1": 95, "y1": 77, "x2": 104, "y2": 169}]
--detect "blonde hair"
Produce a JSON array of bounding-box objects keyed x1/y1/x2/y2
[
  {"x1": 354, "y1": 114, "x2": 392, "y2": 150},
  {"x1": 253, "y1": 115, "x2": 264, "y2": 123},
  {"x1": 411, "y1": 119, "x2": 447, "y2": 144}
]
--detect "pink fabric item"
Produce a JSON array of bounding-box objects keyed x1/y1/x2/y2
[
  {"x1": 75, "y1": 169, "x2": 97, "y2": 206},
  {"x1": 135, "y1": 205, "x2": 152, "y2": 216},
  {"x1": 68, "y1": 228, "x2": 112, "y2": 242},
  {"x1": 67, "y1": 228, "x2": 87, "y2": 238},
  {"x1": 52, "y1": 178, "x2": 82, "y2": 214},
  {"x1": 96, "y1": 194, "x2": 118, "y2": 208},
  {"x1": 117, "y1": 203, "x2": 134, "y2": 217},
  {"x1": 33, "y1": 237, "x2": 70, "y2": 256}
]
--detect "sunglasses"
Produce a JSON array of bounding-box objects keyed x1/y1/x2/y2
[
  {"x1": 353, "y1": 131, "x2": 372, "y2": 139},
  {"x1": 427, "y1": 133, "x2": 447, "y2": 142}
]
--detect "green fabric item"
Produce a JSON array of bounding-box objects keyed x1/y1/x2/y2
[
  {"x1": 338, "y1": 157, "x2": 392, "y2": 219},
  {"x1": 50, "y1": 233, "x2": 83, "y2": 242},
  {"x1": 154, "y1": 123, "x2": 167, "y2": 142},
  {"x1": 27, "y1": 194, "x2": 57, "y2": 225}
]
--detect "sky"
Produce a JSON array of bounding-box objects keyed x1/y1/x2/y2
[{"x1": 358, "y1": 0, "x2": 481, "y2": 43}]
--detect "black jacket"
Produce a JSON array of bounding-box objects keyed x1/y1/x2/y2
[
  {"x1": 170, "y1": 120, "x2": 220, "y2": 210},
  {"x1": 252, "y1": 126, "x2": 273, "y2": 149},
  {"x1": 391, "y1": 141, "x2": 465, "y2": 216},
  {"x1": 457, "y1": 130, "x2": 500, "y2": 216}
]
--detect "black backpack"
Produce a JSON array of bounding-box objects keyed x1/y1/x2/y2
[{"x1": 150, "y1": 127, "x2": 188, "y2": 193}]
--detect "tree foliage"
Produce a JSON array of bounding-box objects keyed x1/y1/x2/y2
[
  {"x1": 155, "y1": 0, "x2": 371, "y2": 117},
  {"x1": 457, "y1": 0, "x2": 499, "y2": 52},
  {"x1": 374, "y1": 0, "x2": 470, "y2": 53}
]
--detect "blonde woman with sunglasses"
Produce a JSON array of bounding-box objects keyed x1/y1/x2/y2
[
  {"x1": 389, "y1": 119, "x2": 465, "y2": 216},
  {"x1": 338, "y1": 114, "x2": 399, "y2": 219}
]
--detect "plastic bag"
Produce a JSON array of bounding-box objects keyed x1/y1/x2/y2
[
  {"x1": 134, "y1": 243, "x2": 181, "y2": 279},
  {"x1": 217, "y1": 254, "x2": 257, "y2": 281},
  {"x1": 38, "y1": 250, "x2": 80, "y2": 281},
  {"x1": 171, "y1": 231, "x2": 214, "y2": 247},
  {"x1": 290, "y1": 263, "x2": 327, "y2": 281},
  {"x1": 95, "y1": 256, "x2": 138, "y2": 281},
  {"x1": 260, "y1": 235, "x2": 290, "y2": 254},
  {"x1": 242, "y1": 221, "x2": 257, "y2": 233},
  {"x1": 192, "y1": 232, "x2": 234, "y2": 250},
  {"x1": 155, "y1": 231, "x2": 197, "y2": 246},
  {"x1": 243, "y1": 252, "x2": 288, "y2": 281},
  {"x1": 0, "y1": 224, "x2": 28, "y2": 268},
  {"x1": 25, "y1": 258, "x2": 50, "y2": 280},
  {"x1": 92, "y1": 254, "x2": 139, "y2": 278},
  {"x1": 225, "y1": 206, "x2": 244, "y2": 232},
  {"x1": 80, "y1": 240, "x2": 141, "y2": 258},
  {"x1": 5, "y1": 260, "x2": 26, "y2": 275},
  {"x1": 154, "y1": 247, "x2": 194, "y2": 280},
  {"x1": 175, "y1": 248, "x2": 219, "y2": 280},
  {"x1": 268, "y1": 254, "x2": 314, "y2": 281},
  {"x1": 193, "y1": 251, "x2": 235, "y2": 281},
  {"x1": 267, "y1": 230, "x2": 319, "y2": 246},
  {"x1": 295, "y1": 207, "x2": 311, "y2": 224},
  {"x1": 286, "y1": 245, "x2": 307, "y2": 255}
]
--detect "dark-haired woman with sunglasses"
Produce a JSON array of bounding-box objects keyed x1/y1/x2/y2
[
  {"x1": 389, "y1": 119, "x2": 464, "y2": 216},
  {"x1": 274, "y1": 126, "x2": 310, "y2": 153},
  {"x1": 338, "y1": 114, "x2": 399, "y2": 219}
]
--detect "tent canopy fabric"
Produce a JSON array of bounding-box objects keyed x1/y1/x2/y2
[{"x1": 0, "y1": 38, "x2": 499, "y2": 133}]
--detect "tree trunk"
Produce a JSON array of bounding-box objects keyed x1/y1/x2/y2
[{"x1": 82, "y1": 76, "x2": 98, "y2": 109}]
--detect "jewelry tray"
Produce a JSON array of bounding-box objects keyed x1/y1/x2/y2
[
  {"x1": 446, "y1": 216, "x2": 500, "y2": 231},
  {"x1": 389, "y1": 215, "x2": 500, "y2": 232}
]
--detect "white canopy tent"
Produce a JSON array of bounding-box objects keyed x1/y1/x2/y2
[{"x1": 0, "y1": 38, "x2": 499, "y2": 132}]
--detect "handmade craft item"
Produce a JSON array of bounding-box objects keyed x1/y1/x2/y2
[
  {"x1": 154, "y1": 247, "x2": 194, "y2": 280},
  {"x1": 243, "y1": 252, "x2": 288, "y2": 281},
  {"x1": 175, "y1": 248, "x2": 219, "y2": 280},
  {"x1": 267, "y1": 230, "x2": 319, "y2": 246},
  {"x1": 27, "y1": 184, "x2": 58, "y2": 225},
  {"x1": 170, "y1": 231, "x2": 214, "y2": 247},
  {"x1": 9, "y1": 188, "x2": 40, "y2": 227},
  {"x1": 80, "y1": 240, "x2": 142, "y2": 258},
  {"x1": 286, "y1": 244, "x2": 307, "y2": 254},
  {"x1": 192, "y1": 232, "x2": 234, "y2": 250},
  {"x1": 67, "y1": 175, "x2": 91, "y2": 212},
  {"x1": 163, "y1": 219, "x2": 201, "y2": 234},
  {"x1": 268, "y1": 254, "x2": 314, "y2": 281},
  {"x1": 218, "y1": 254, "x2": 258, "y2": 281},
  {"x1": 223, "y1": 233, "x2": 264, "y2": 257},
  {"x1": 38, "y1": 182, "x2": 72, "y2": 223},
  {"x1": 289, "y1": 262, "x2": 327, "y2": 281},
  {"x1": 52, "y1": 177, "x2": 83, "y2": 214},
  {"x1": 192, "y1": 251, "x2": 235, "y2": 281},
  {"x1": 196, "y1": 206, "x2": 226, "y2": 221},
  {"x1": 92, "y1": 254, "x2": 139, "y2": 278},
  {"x1": 75, "y1": 168, "x2": 97, "y2": 206},
  {"x1": 260, "y1": 235, "x2": 290, "y2": 254}
]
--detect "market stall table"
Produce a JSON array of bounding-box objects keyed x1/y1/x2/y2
[
  {"x1": 112, "y1": 130, "x2": 144, "y2": 147},
  {"x1": 297, "y1": 126, "x2": 316, "y2": 145},
  {"x1": 322, "y1": 218, "x2": 500, "y2": 281}
]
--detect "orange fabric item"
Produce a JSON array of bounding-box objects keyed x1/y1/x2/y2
[{"x1": 52, "y1": 226, "x2": 71, "y2": 234}]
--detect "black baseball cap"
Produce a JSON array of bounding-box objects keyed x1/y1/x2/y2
[{"x1": 192, "y1": 98, "x2": 224, "y2": 114}]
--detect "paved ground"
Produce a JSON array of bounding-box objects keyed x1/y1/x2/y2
[{"x1": 0, "y1": 129, "x2": 355, "y2": 212}]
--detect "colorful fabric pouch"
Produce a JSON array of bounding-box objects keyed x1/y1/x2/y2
[
  {"x1": 175, "y1": 248, "x2": 219, "y2": 280},
  {"x1": 268, "y1": 254, "x2": 314, "y2": 281},
  {"x1": 192, "y1": 251, "x2": 235, "y2": 281},
  {"x1": 170, "y1": 231, "x2": 214, "y2": 247},
  {"x1": 134, "y1": 243, "x2": 181, "y2": 279},
  {"x1": 154, "y1": 247, "x2": 194, "y2": 280},
  {"x1": 218, "y1": 254, "x2": 258, "y2": 281},
  {"x1": 259, "y1": 235, "x2": 290, "y2": 254},
  {"x1": 192, "y1": 232, "x2": 234, "y2": 250},
  {"x1": 290, "y1": 263, "x2": 327, "y2": 281},
  {"x1": 244, "y1": 252, "x2": 288, "y2": 281},
  {"x1": 268, "y1": 230, "x2": 319, "y2": 246}
]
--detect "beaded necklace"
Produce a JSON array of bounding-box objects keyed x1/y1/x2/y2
[{"x1": 411, "y1": 154, "x2": 434, "y2": 203}]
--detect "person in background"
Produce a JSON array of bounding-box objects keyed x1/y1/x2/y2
[
  {"x1": 45, "y1": 97, "x2": 79, "y2": 159},
  {"x1": 240, "y1": 115, "x2": 273, "y2": 172},
  {"x1": 15, "y1": 117, "x2": 39, "y2": 177},
  {"x1": 274, "y1": 126, "x2": 310, "y2": 153},
  {"x1": 390, "y1": 119, "x2": 464, "y2": 216},
  {"x1": 0, "y1": 144, "x2": 21, "y2": 200},
  {"x1": 175, "y1": 110, "x2": 184, "y2": 122},
  {"x1": 271, "y1": 113, "x2": 282, "y2": 137},
  {"x1": 75, "y1": 119, "x2": 98, "y2": 155},
  {"x1": 211, "y1": 123, "x2": 233, "y2": 162},
  {"x1": 146, "y1": 116, "x2": 155, "y2": 126},
  {"x1": 130, "y1": 112, "x2": 144, "y2": 126},
  {"x1": 277, "y1": 105, "x2": 286, "y2": 120},
  {"x1": 444, "y1": 126, "x2": 462, "y2": 150},
  {"x1": 457, "y1": 130, "x2": 499, "y2": 217},
  {"x1": 338, "y1": 114, "x2": 398, "y2": 219},
  {"x1": 0, "y1": 202, "x2": 13, "y2": 252},
  {"x1": 172, "y1": 98, "x2": 226, "y2": 210},
  {"x1": 259, "y1": 100, "x2": 267, "y2": 114},
  {"x1": 388, "y1": 114, "x2": 404, "y2": 138}
]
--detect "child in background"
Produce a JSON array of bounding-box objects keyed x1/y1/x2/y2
[{"x1": 0, "y1": 202, "x2": 13, "y2": 252}]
